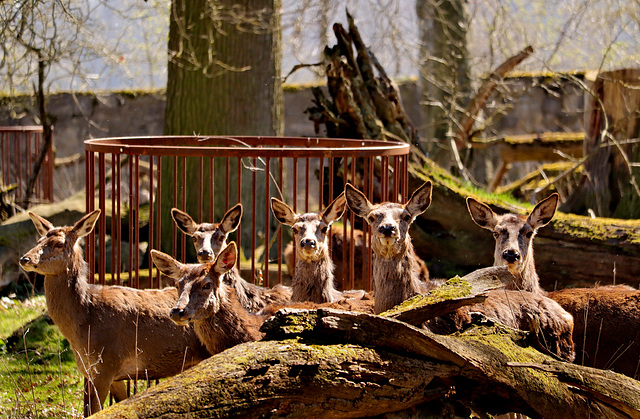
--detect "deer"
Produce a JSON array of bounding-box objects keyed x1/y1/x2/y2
[
  {"x1": 171, "y1": 204, "x2": 291, "y2": 313},
  {"x1": 463, "y1": 194, "x2": 640, "y2": 365},
  {"x1": 19, "y1": 210, "x2": 210, "y2": 416},
  {"x1": 270, "y1": 192, "x2": 367, "y2": 304},
  {"x1": 150, "y1": 243, "x2": 266, "y2": 355},
  {"x1": 466, "y1": 193, "x2": 559, "y2": 295},
  {"x1": 345, "y1": 183, "x2": 574, "y2": 361},
  {"x1": 344, "y1": 181, "x2": 439, "y2": 314}
]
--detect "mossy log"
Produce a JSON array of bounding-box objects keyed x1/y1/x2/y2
[
  {"x1": 409, "y1": 155, "x2": 640, "y2": 290},
  {"x1": 92, "y1": 305, "x2": 640, "y2": 418}
]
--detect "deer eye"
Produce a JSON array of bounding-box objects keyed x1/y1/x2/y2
[
  {"x1": 493, "y1": 231, "x2": 500, "y2": 239},
  {"x1": 54, "y1": 242, "x2": 65, "y2": 248},
  {"x1": 367, "y1": 215, "x2": 375, "y2": 224},
  {"x1": 525, "y1": 231, "x2": 533, "y2": 238},
  {"x1": 202, "y1": 282, "x2": 212, "y2": 290},
  {"x1": 291, "y1": 227, "x2": 299, "y2": 235},
  {"x1": 321, "y1": 226, "x2": 328, "y2": 234},
  {"x1": 403, "y1": 214, "x2": 411, "y2": 222},
  {"x1": 218, "y1": 236, "x2": 225, "y2": 242}
]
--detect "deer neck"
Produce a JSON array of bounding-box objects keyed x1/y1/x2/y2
[
  {"x1": 505, "y1": 250, "x2": 544, "y2": 295},
  {"x1": 193, "y1": 286, "x2": 264, "y2": 355},
  {"x1": 43, "y1": 254, "x2": 92, "y2": 342},
  {"x1": 291, "y1": 252, "x2": 341, "y2": 304},
  {"x1": 372, "y1": 239, "x2": 426, "y2": 314}
]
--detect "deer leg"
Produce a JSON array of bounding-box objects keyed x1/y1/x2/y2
[
  {"x1": 84, "y1": 374, "x2": 113, "y2": 416},
  {"x1": 109, "y1": 380, "x2": 129, "y2": 402}
]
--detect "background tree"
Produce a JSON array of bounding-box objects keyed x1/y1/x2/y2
[{"x1": 161, "y1": 0, "x2": 283, "y2": 261}]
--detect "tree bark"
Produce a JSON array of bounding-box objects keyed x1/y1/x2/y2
[
  {"x1": 564, "y1": 69, "x2": 640, "y2": 218},
  {"x1": 162, "y1": 0, "x2": 283, "y2": 259},
  {"x1": 93, "y1": 305, "x2": 640, "y2": 418}
]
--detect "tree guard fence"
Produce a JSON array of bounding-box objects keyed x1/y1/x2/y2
[
  {"x1": 84, "y1": 136, "x2": 410, "y2": 292},
  {"x1": 0, "y1": 126, "x2": 54, "y2": 208}
]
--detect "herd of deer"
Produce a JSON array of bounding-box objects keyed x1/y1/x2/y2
[{"x1": 17, "y1": 180, "x2": 640, "y2": 415}]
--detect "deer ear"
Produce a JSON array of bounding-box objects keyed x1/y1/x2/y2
[
  {"x1": 467, "y1": 197, "x2": 499, "y2": 230},
  {"x1": 150, "y1": 249, "x2": 184, "y2": 280},
  {"x1": 322, "y1": 192, "x2": 346, "y2": 225},
  {"x1": 28, "y1": 212, "x2": 54, "y2": 236},
  {"x1": 405, "y1": 181, "x2": 432, "y2": 216},
  {"x1": 271, "y1": 198, "x2": 297, "y2": 226},
  {"x1": 528, "y1": 193, "x2": 558, "y2": 230},
  {"x1": 220, "y1": 203, "x2": 243, "y2": 234},
  {"x1": 214, "y1": 242, "x2": 237, "y2": 275},
  {"x1": 72, "y1": 210, "x2": 101, "y2": 239},
  {"x1": 344, "y1": 183, "x2": 373, "y2": 219},
  {"x1": 171, "y1": 208, "x2": 198, "y2": 236}
]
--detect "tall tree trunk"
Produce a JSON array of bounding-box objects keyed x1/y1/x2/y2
[
  {"x1": 416, "y1": 0, "x2": 471, "y2": 164},
  {"x1": 564, "y1": 68, "x2": 640, "y2": 218},
  {"x1": 162, "y1": 0, "x2": 283, "y2": 260}
]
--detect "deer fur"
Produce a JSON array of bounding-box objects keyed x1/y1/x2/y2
[
  {"x1": 345, "y1": 181, "x2": 438, "y2": 314},
  {"x1": 466, "y1": 193, "x2": 559, "y2": 295},
  {"x1": 19, "y1": 210, "x2": 209, "y2": 416},
  {"x1": 171, "y1": 204, "x2": 291, "y2": 313},
  {"x1": 151, "y1": 243, "x2": 265, "y2": 355},
  {"x1": 465, "y1": 194, "x2": 580, "y2": 362},
  {"x1": 270, "y1": 192, "x2": 349, "y2": 304},
  {"x1": 548, "y1": 285, "x2": 639, "y2": 377}
]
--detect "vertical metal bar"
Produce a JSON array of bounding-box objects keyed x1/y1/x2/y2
[
  {"x1": 236, "y1": 157, "x2": 242, "y2": 261},
  {"x1": 342, "y1": 156, "x2": 348, "y2": 291},
  {"x1": 277, "y1": 157, "x2": 283, "y2": 284},
  {"x1": 155, "y1": 156, "x2": 163, "y2": 288},
  {"x1": 226, "y1": 157, "x2": 231, "y2": 211},
  {"x1": 148, "y1": 155, "x2": 155, "y2": 288},
  {"x1": 198, "y1": 156, "x2": 204, "y2": 222},
  {"x1": 134, "y1": 155, "x2": 140, "y2": 289},
  {"x1": 264, "y1": 157, "x2": 270, "y2": 288},
  {"x1": 318, "y1": 156, "x2": 324, "y2": 210},
  {"x1": 251, "y1": 157, "x2": 257, "y2": 285},
  {"x1": 111, "y1": 154, "x2": 118, "y2": 285},
  {"x1": 86, "y1": 150, "x2": 95, "y2": 283},
  {"x1": 367, "y1": 157, "x2": 375, "y2": 292},
  {"x1": 291, "y1": 157, "x2": 298, "y2": 272},
  {"x1": 209, "y1": 156, "x2": 215, "y2": 221},
  {"x1": 382, "y1": 157, "x2": 389, "y2": 202},
  {"x1": 349, "y1": 156, "x2": 356, "y2": 291},
  {"x1": 128, "y1": 155, "x2": 134, "y2": 286},
  {"x1": 180, "y1": 156, "x2": 187, "y2": 263},
  {"x1": 304, "y1": 157, "x2": 310, "y2": 212},
  {"x1": 98, "y1": 153, "x2": 107, "y2": 286},
  {"x1": 171, "y1": 156, "x2": 178, "y2": 259}
]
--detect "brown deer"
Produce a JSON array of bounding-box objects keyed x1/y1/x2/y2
[
  {"x1": 466, "y1": 193, "x2": 559, "y2": 295},
  {"x1": 271, "y1": 192, "x2": 361, "y2": 304},
  {"x1": 19, "y1": 210, "x2": 210, "y2": 416},
  {"x1": 171, "y1": 204, "x2": 291, "y2": 312},
  {"x1": 345, "y1": 181, "x2": 438, "y2": 314},
  {"x1": 150, "y1": 243, "x2": 265, "y2": 355}
]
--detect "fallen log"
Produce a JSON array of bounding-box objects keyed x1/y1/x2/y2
[{"x1": 92, "y1": 305, "x2": 640, "y2": 418}]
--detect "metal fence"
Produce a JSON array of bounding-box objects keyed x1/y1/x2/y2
[
  {"x1": 84, "y1": 136, "x2": 410, "y2": 292},
  {"x1": 0, "y1": 126, "x2": 54, "y2": 208}
]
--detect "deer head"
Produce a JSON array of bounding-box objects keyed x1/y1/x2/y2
[
  {"x1": 270, "y1": 192, "x2": 347, "y2": 263},
  {"x1": 20, "y1": 210, "x2": 101, "y2": 276},
  {"x1": 171, "y1": 203, "x2": 242, "y2": 263},
  {"x1": 467, "y1": 193, "x2": 558, "y2": 279},
  {"x1": 151, "y1": 242, "x2": 237, "y2": 325},
  {"x1": 345, "y1": 181, "x2": 432, "y2": 259}
]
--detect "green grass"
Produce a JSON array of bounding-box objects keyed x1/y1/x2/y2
[{"x1": 0, "y1": 296, "x2": 84, "y2": 418}]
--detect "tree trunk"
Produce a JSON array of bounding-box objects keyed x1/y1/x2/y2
[
  {"x1": 416, "y1": 0, "x2": 471, "y2": 162},
  {"x1": 564, "y1": 68, "x2": 640, "y2": 218},
  {"x1": 162, "y1": 0, "x2": 283, "y2": 259},
  {"x1": 92, "y1": 302, "x2": 640, "y2": 418}
]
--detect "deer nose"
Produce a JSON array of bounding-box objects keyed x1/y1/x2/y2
[
  {"x1": 378, "y1": 225, "x2": 396, "y2": 237},
  {"x1": 502, "y1": 249, "x2": 520, "y2": 263},
  {"x1": 197, "y1": 249, "x2": 213, "y2": 260},
  {"x1": 19, "y1": 256, "x2": 31, "y2": 265},
  {"x1": 170, "y1": 308, "x2": 186, "y2": 321},
  {"x1": 300, "y1": 239, "x2": 316, "y2": 249}
]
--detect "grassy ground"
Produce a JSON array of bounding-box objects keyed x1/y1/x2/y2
[{"x1": 0, "y1": 295, "x2": 85, "y2": 418}]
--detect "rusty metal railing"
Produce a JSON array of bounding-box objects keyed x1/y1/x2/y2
[
  {"x1": 84, "y1": 136, "x2": 410, "y2": 292},
  {"x1": 0, "y1": 126, "x2": 54, "y2": 208}
]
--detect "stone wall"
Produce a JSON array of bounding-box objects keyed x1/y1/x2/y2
[{"x1": 0, "y1": 75, "x2": 584, "y2": 200}]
